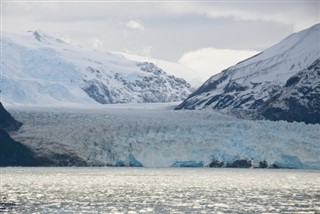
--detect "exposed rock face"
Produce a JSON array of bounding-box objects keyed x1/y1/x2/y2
[
  {"x1": 0, "y1": 103, "x2": 86, "y2": 166},
  {"x1": 0, "y1": 103, "x2": 39, "y2": 166},
  {"x1": 81, "y1": 62, "x2": 192, "y2": 104},
  {"x1": 0, "y1": 128, "x2": 39, "y2": 166},
  {"x1": 175, "y1": 24, "x2": 320, "y2": 124},
  {"x1": 259, "y1": 59, "x2": 320, "y2": 124},
  {"x1": 82, "y1": 79, "x2": 113, "y2": 104},
  {"x1": 0, "y1": 126, "x2": 87, "y2": 166}
]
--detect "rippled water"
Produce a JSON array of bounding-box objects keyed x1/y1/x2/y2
[{"x1": 1, "y1": 168, "x2": 319, "y2": 213}]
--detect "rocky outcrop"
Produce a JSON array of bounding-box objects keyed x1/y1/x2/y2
[
  {"x1": 0, "y1": 128, "x2": 40, "y2": 166},
  {"x1": 81, "y1": 62, "x2": 192, "y2": 104},
  {"x1": 0, "y1": 103, "x2": 40, "y2": 166},
  {"x1": 258, "y1": 59, "x2": 320, "y2": 124},
  {"x1": 0, "y1": 103, "x2": 22, "y2": 132}
]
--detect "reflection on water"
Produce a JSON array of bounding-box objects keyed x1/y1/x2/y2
[{"x1": 1, "y1": 168, "x2": 319, "y2": 213}]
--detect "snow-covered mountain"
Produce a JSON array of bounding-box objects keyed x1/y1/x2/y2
[
  {"x1": 1, "y1": 31, "x2": 192, "y2": 106},
  {"x1": 175, "y1": 24, "x2": 320, "y2": 124},
  {"x1": 114, "y1": 52, "x2": 205, "y2": 87}
]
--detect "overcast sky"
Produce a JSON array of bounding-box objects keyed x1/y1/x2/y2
[{"x1": 2, "y1": 0, "x2": 319, "y2": 77}]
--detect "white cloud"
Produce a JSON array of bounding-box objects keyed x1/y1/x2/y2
[
  {"x1": 178, "y1": 48, "x2": 258, "y2": 79},
  {"x1": 126, "y1": 20, "x2": 145, "y2": 31},
  {"x1": 92, "y1": 38, "x2": 104, "y2": 51},
  {"x1": 2, "y1": 2, "x2": 318, "y2": 61},
  {"x1": 161, "y1": 2, "x2": 319, "y2": 32}
]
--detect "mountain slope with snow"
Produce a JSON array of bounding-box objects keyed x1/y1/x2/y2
[
  {"x1": 259, "y1": 59, "x2": 320, "y2": 123},
  {"x1": 1, "y1": 31, "x2": 192, "y2": 106},
  {"x1": 115, "y1": 52, "x2": 205, "y2": 87},
  {"x1": 175, "y1": 24, "x2": 320, "y2": 124}
]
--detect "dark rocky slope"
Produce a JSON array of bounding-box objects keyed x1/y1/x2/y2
[
  {"x1": 0, "y1": 103, "x2": 39, "y2": 166},
  {"x1": 0, "y1": 102, "x2": 22, "y2": 132},
  {"x1": 0, "y1": 103, "x2": 88, "y2": 166},
  {"x1": 0, "y1": 128, "x2": 40, "y2": 166},
  {"x1": 259, "y1": 59, "x2": 320, "y2": 124}
]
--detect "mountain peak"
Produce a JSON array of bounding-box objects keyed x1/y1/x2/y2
[{"x1": 25, "y1": 30, "x2": 69, "y2": 45}]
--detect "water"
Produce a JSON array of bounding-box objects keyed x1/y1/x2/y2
[{"x1": 1, "y1": 168, "x2": 319, "y2": 213}]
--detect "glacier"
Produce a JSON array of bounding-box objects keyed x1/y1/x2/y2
[{"x1": 8, "y1": 103, "x2": 320, "y2": 169}]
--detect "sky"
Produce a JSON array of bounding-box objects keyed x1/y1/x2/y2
[{"x1": 1, "y1": 0, "x2": 319, "y2": 79}]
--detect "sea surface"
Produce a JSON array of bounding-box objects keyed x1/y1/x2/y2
[{"x1": 1, "y1": 168, "x2": 319, "y2": 213}]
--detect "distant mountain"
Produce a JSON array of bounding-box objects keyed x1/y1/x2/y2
[
  {"x1": 1, "y1": 31, "x2": 192, "y2": 106},
  {"x1": 175, "y1": 24, "x2": 320, "y2": 124}
]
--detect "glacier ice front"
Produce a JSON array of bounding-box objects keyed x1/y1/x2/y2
[
  {"x1": 171, "y1": 161, "x2": 204, "y2": 168},
  {"x1": 9, "y1": 104, "x2": 320, "y2": 169},
  {"x1": 115, "y1": 154, "x2": 143, "y2": 167}
]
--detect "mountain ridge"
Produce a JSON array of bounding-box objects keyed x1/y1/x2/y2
[{"x1": 175, "y1": 24, "x2": 320, "y2": 124}]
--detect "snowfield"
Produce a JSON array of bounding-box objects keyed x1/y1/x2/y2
[{"x1": 8, "y1": 104, "x2": 320, "y2": 169}]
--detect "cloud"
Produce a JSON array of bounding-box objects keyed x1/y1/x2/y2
[
  {"x1": 126, "y1": 20, "x2": 145, "y2": 31},
  {"x1": 161, "y1": 2, "x2": 319, "y2": 32},
  {"x1": 178, "y1": 48, "x2": 258, "y2": 79},
  {"x1": 92, "y1": 38, "x2": 104, "y2": 51},
  {"x1": 2, "y1": 2, "x2": 318, "y2": 62}
]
